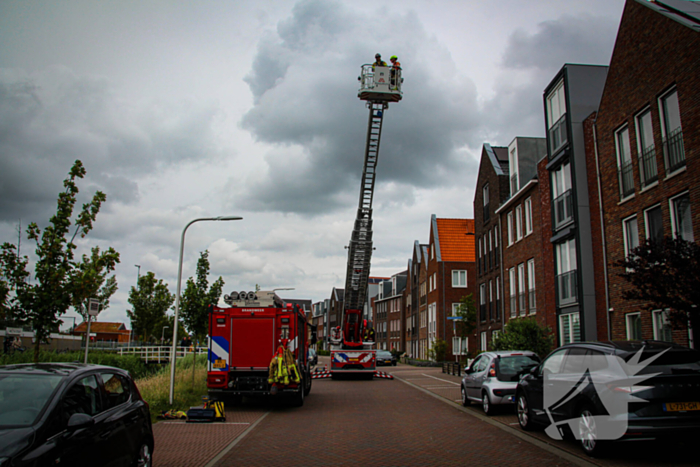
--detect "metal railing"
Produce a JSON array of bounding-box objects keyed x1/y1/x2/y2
[
  {"x1": 618, "y1": 160, "x2": 635, "y2": 198},
  {"x1": 510, "y1": 296, "x2": 517, "y2": 318},
  {"x1": 639, "y1": 144, "x2": 658, "y2": 188},
  {"x1": 519, "y1": 292, "x2": 527, "y2": 315},
  {"x1": 528, "y1": 289, "x2": 536, "y2": 312},
  {"x1": 556, "y1": 270, "x2": 578, "y2": 307},
  {"x1": 664, "y1": 128, "x2": 685, "y2": 173},
  {"x1": 553, "y1": 189, "x2": 573, "y2": 230},
  {"x1": 118, "y1": 345, "x2": 206, "y2": 363}
]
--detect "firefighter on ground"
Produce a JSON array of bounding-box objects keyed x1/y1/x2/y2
[{"x1": 372, "y1": 53, "x2": 387, "y2": 69}]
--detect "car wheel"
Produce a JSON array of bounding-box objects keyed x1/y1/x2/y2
[
  {"x1": 304, "y1": 370, "x2": 312, "y2": 396},
  {"x1": 517, "y1": 393, "x2": 536, "y2": 431},
  {"x1": 578, "y1": 405, "x2": 608, "y2": 457},
  {"x1": 482, "y1": 392, "x2": 495, "y2": 415},
  {"x1": 461, "y1": 386, "x2": 470, "y2": 407},
  {"x1": 133, "y1": 442, "x2": 152, "y2": 467},
  {"x1": 291, "y1": 377, "x2": 305, "y2": 407}
]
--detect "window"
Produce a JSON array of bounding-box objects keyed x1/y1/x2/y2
[
  {"x1": 556, "y1": 238, "x2": 577, "y2": 306},
  {"x1": 559, "y1": 312, "x2": 580, "y2": 345},
  {"x1": 547, "y1": 80, "x2": 567, "y2": 152},
  {"x1": 542, "y1": 349, "x2": 568, "y2": 375},
  {"x1": 62, "y1": 375, "x2": 102, "y2": 425},
  {"x1": 517, "y1": 263, "x2": 526, "y2": 315},
  {"x1": 494, "y1": 225, "x2": 499, "y2": 265},
  {"x1": 452, "y1": 336, "x2": 468, "y2": 355},
  {"x1": 626, "y1": 312, "x2": 642, "y2": 340},
  {"x1": 659, "y1": 89, "x2": 684, "y2": 173},
  {"x1": 483, "y1": 184, "x2": 490, "y2": 222},
  {"x1": 652, "y1": 310, "x2": 673, "y2": 342},
  {"x1": 515, "y1": 205, "x2": 523, "y2": 241},
  {"x1": 527, "y1": 259, "x2": 536, "y2": 312},
  {"x1": 509, "y1": 268, "x2": 516, "y2": 318},
  {"x1": 452, "y1": 270, "x2": 467, "y2": 287},
  {"x1": 552, "y1": 162, "x2": 573, "y2": 229},
  {"x1": 670, "y1": 192, "x2": 693, "y2": 241},
  {"x1": 431, "y1": 243, "x2": 435, "y2": 260},
  {"x1": 492, "y1": 330, "x2": 500, "y2": 342},
  {"x1": 524, "y1": 197, "x2": 533, "y2": 235},
  {"x1": 489, "y1": 280, "x2": 494, "y2": 320},
  {"x1": 644, "y1": 205, "x2": 663, "y2": 242},
  {"x1": 495, "y1": 277, "x2": 500, "y2": 320},
  {"x1": 451, "y1": 303, "x2": 460, "y2": 317},
  {"x1": 480, "y1": 331, "x2": 487, "y2": 352},
  {"x1": 509, "y1": 146, "x2": 519, "y2": 195},
  {"x1": 507, "y1": 211, "x2": 514, "y2": 246},
  {"x1": 479, "y1": 283, "x2": 486, "y2": 322},
  {"x1": 100, "y1": 373, "x2": 130, "y2": 409},
  {"x1": 616, "y1": 126, "x2": 634, "y2": 198},
  {"x1": 623, "y1": 215, "x2": 639, "y2": 260},
  {"x1": 636, "y1": 109, "x2": 658, "y2": 188},
  {"x1": 478, "y1": 237, "x2": 482, "y2": 275}
]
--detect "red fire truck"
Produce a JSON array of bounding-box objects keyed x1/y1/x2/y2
[{"x1": 206, "y1": 290, "x2": 316, "y2": 406}]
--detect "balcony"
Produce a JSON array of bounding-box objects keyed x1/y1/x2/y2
[
  {"x1": 518, "y1": 292, "x2": 526, "y2": 316},
  {"x1": 553, "y1": 189, "x2": 573, "y2": 230},
  {"x1": 664, "y1": 128, "x2": 685, "y2": 173},
  {"x1": 639, "y1": 144, "x2": 658, "y2": 188},
  {"x1": 618, "y1": 160, "x2": 634, "y2": 198},
  {"x1": 549, "y1": 114, "x2": 568, "y2": 154},
  {"x1": 556, "y1": 270, "x2": 578, "y2": 307}
]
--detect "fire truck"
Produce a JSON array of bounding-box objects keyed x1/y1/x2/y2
[
  {"x1": 206, "y1": 290, "x2": 316, "y2": 406},
  {"x1": 327, "y1": 62, "x2": 402, "y2": 378}
]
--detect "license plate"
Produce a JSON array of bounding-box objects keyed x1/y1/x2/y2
[
  {"x1": 664, "y1": 402, "x2": 700, "y2": 412},
  {"x1": 213, "y1": 359, "x2": 226, "y2": 369}
]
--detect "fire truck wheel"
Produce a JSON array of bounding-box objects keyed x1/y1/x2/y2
[{"x1": 304, "y1": 371, "x2": 312, "y2": 396}]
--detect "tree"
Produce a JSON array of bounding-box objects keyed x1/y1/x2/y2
[
  {"x1": 127, "y1": 272, "x2": 175, "y2": 343},
  {"x1": 0, "y1": 161, "x2": 112, "y2": 362},
  {"x1": 69, "y1": 246, "x2": 120, "y2": 322},
  {"x1": 453, "y1": 294, "x2": 477, "y2": 361},
  {"x1": 428, "y1": 338, "x2": 448, "y2": 362},
  {"x1": 179, "y1": 250, "x2": 224, "y2": 386},
  {"x1": 491, "y1": 318, "x2": 555, "y2": 358},
  {"x1": 618, "y1": 236, "x2": 700, "y2": 346}
]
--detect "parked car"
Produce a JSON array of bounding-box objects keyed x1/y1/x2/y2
[
  {"x1": 515, "y1": 341, "x2": 700, "y2": 457},
  {"x1": 461, "y1": 351, "x2": 540, "y2": 415},
  {"x1": 0, "y1": 363, "x2": 154, "y2": 466},
  {"x1": 376, "y1": 350, "x2": 397, "y2": 366},
  {"x1": 308, "y1": 348, "x2": 318, "y2": 366}
]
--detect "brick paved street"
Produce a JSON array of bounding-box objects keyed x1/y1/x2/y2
[{"x1": 152, "y1": 359, "x2": 696, "y2": 466}]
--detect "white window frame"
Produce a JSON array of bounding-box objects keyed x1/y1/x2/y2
[
  {"x1": 669, "y1": 191, "x2": 693, "y2": 242},
  {"x1": 524, "y1": 197, "x2": 533, "y2": 235},
  {"x1": 509, "y1": 146, "x2": 519, "y2": 196},
  {"x1": 507, "y1": 211, "x2": 514, "y2": 246},
  {"x1": 616, "y1": 125, "x2": 634, "y2": 199},
  {"x1": 517, "y1": 263, "x2": 526, "y2": 315},
  {"x1": 452, "y1": 270, "x2": 467, "y2": 288},
  {"x1": 559, "y1": 312, "x2": 580, "y2": 345},
  {"x1": 527, "y1": 258, "x2": 536, "y2": 313},
  {"x1": 644, "y1": 204, "x2": 663, "y2": 242},
  {"x1": 515, "y1": 205, "x2": 523, "y2": 241},
  {"x1": 658, "y1": 88, "x2": 684, "y2": 174},
  {"x1": 509, "y1": 268, "x2": 516, "y2": 318},
  {"x1": 626, "y1": 312, "x2": 642, "y2": 340},
  {"x1": 635, "y1": 107, "x2": 657, "y2": 188},
  {"x1": 483, "y1": 184, "x2": 489, "y2": 207},
  {"x1": 480, "y1": 331, "x2": 487, "y2": 352},
  {"x1": 547, "y1": 80, "x2": 566, "y2": 129},
  {"x1": 451, "y1": 303, "x2": 460, "y2": 317},
  {"x1": 622, "y1": 214, "x2": 639, "y2": 260},
  {"x1": 652, "y1": 309, "x2": 673, "y2": 342}
]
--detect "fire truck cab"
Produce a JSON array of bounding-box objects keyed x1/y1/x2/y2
[{"x1": 207, "y1": 290, "x2": 316, "y2": 407}]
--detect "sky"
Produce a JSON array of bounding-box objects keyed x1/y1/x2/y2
[{"x1": 0, "y1": 0, "x2": 626, "y2": 330}]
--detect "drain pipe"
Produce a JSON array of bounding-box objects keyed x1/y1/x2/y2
[{"x1": 593, "y1": 121, "x2": 612, "y2": 340}]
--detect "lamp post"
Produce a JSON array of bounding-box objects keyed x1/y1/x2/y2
[{"x1": 169, "y1": 216, "x2": 243, "y2": 405}]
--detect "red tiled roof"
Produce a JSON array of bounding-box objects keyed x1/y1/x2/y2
[
  {"x1": 74, "y1": 322, "x2": 128, "y2": 333},
  {"x1": 436, "y1": 218, "x2": 475, "y2": 262}
]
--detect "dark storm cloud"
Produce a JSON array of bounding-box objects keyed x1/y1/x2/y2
[
  {"x1": 0, "y1": 66, "x2": 222, "y2": 222},
  {"x1": 483, "y1": 14, "x2": 619, "y2": 142},
  {"x1": 234, "y1": 0, "x2": 481, "y2": 215}
]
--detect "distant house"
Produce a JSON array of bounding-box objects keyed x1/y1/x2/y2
[{"x1": 73, "y1": 321, "x2": 131, "y2": 343}]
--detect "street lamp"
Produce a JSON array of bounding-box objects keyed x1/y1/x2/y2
[
  {"x1": 161, "y1": 326, "x2": 169, "y2": 345},
  {"x1": 169, "y1": 216, "x2": 243, "y2": 405}
]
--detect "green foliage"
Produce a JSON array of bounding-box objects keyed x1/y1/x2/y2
[
  {"x1": 69, "y1": 246, "x2": 120, "y2": 321},
  {"x1": 454, "y1": 294, "x2": 477, "y2": 338},
  {"x1": 0, "y1": 161, "x2": 117, "y2": 363},
  {"x1": 491, "y1": 318, "x2": 554, "y2": 358},
  {"x1": 0, "y1": 350, "x2": 153, "y2": 379},
  {"x1": 428, "y1": 338, "x2": 448, "y2": 362},
  {"x1": 179, "y1": 250, "x2": 224, "y2": 343},
  {"x1": 127, "y1": 272, "x2": 175, "y2": 343},
  {"x1": 618, "y1": 236, "x2": 700, "y2": 335}
]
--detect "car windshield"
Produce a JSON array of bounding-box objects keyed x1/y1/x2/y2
[
  {"x1": 0, "y1": 373, "x2": 64, "y2": 426},
  {"x1": 496, "y1": 355, "x2": 540, "y2": 382},
  {"x1": 377, "y1": 351, "x2": 392, "y2": 357}
]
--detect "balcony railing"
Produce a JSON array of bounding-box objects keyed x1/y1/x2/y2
[
  {"x1": 528, "y1": 289, "x2": 536, "y2": 312},
  {"x1": 518, "y1": 293, "x2": 526, "y2": 315},
  {"x1": 549, "y1": 114, "x2": 568, "y2": 154},
  {"x1": 639, "y1": 144, "x2": 658, "y2": 188},
  {"x1": 556, "y1": 270, "x2": 578, "y2": 307},
  {"x1": 510, "y1": 296, "x2": 516, "y2": 318},
  {"x1": 618, "y1": 160, "x2": 634, "y2": 198},
  {"x1": 664, "y1": 128, "x2": 685, "y2": 173},
  {"x1": 553, "y1": 189, "x2": 573, "y2": 230}
]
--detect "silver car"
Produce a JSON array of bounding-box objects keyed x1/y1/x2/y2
[{"x1": 461, "y1": 351, "x2": 540, "y2": 415}]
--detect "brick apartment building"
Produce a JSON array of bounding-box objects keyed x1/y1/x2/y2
[
  {"x1": 417, "y1": 243, "x2": 430, "y2": 359},
  {"x1": 425, "y1": 215, "x2": 476, "y2": 360},
  {"x1": 593, "y1": 0, "x2": 699, "y2": 346},
  {"x1": 374, "y1": 272, "x2": 407, "y2": 351},
  {"x1": 407, "y1": 242, "x2": 428, "y2": 358},
  {"x1": 495, "y1": 138, "x2": 549, "y2": 349}
]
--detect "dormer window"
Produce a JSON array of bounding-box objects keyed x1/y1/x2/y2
[{"x1": 547, "y1": 80, "x2": 567, "y2": 154}]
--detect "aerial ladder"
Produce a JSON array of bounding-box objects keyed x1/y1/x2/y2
[{"x1": 326, "y1": 62, "x2": 402, "y2": 379}]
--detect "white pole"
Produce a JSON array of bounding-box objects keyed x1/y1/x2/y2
[
  {"x1": 169, "y1": 216, "x2": 242, "y2": 405},
  {"x1": 84, "y1": 317, "x2": 92, "y2": 364}
]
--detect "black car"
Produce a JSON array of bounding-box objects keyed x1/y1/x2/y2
[
  {"x1": 516, "y1": 341, "x2": 700, "y2": 457},
  {"x1": 376, "y1": 350, "x2": 397, "y2": 366},
  {"x1": 0, "y1": 363, "x2": 154, "y2": 466}
]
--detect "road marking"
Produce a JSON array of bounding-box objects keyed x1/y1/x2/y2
[
  {"x1": 421, "y1": 373, "x2": 461, "y2": 385},
  {"x1": 203, "y1": 411, "x2": 270, "y2": 467},
  {"x1": 161, "y1": 422, "x2": 251, "y2": 425},
  {"x1": 426, "y1": 385, "x2": 460, "y2": 389}
]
